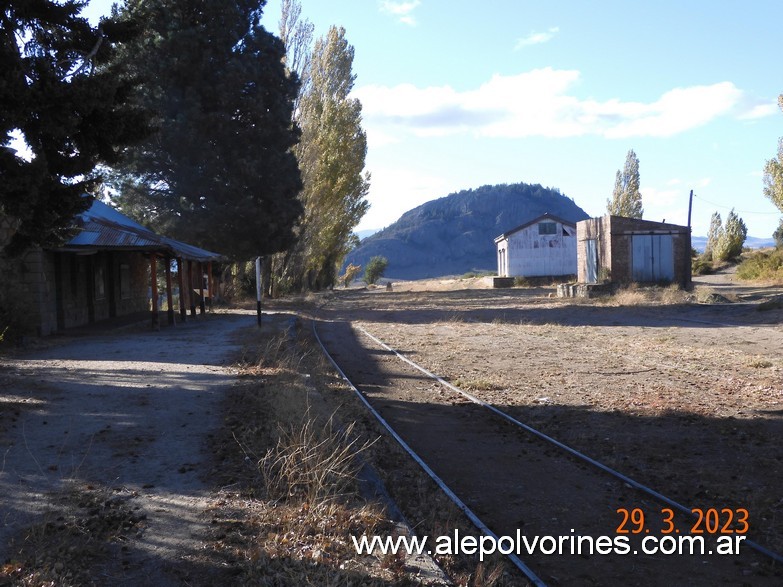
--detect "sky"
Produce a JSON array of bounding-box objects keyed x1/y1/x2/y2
[{"x1": 82, "y1": 0, "x2": 783, "y2": 238}]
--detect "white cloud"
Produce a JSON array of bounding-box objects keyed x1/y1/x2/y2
[
  {"x1": 354, "y1": 69, "x2": 750, "y2": 141},
  {"x1": 514, "y1": 27, "x2": 559, "y2": 50},
  {"x1": 379, "y1": 0, "x2": 420, "y2": 26},
  {"x1": 738, "y1": 101, "x2": 778, "y2": 120}
]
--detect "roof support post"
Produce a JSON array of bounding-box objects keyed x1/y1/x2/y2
[
  {"x1": 54, "y1": 253, "x2": 65, "y2": 332},
  {"x1": 150, "y1": 254, "x2": 160, "y2": 330},
  {"x1": 198, "y1": 261, "x2": 206, "y2": 315},
  {"x1": 188, "y1": 260, "x2": 196, "y2": 317},
  {"x1": 165, "y1": 256, "x2": 175, "y2": 326},
  {"x1": 86, "y1": 255, "x2": 95, "y2": 324},
  {"x1": 177, "y1": 257, "x2": 187, "y2": 322},
  {"x1": 207, "y1": 261, "x2": 213, "y2": 312}
]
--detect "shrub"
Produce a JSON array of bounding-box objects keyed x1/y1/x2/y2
[
  {"x1": 692, "y1": 254, "x2": 714, "y2": 275},
  {"x1": 364, "y1": 256, "x2": 388, "y2": 285},
  {"x1": 736, "y1": 249, "x2": 783, "y2": 282}
]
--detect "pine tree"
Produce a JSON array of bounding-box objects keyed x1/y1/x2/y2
[
  {"x1": 607, "y1": 149, "x2": 643, "y2": 218},
  {"x1": 108, "y1": 0, "x2": 302, "y2": 260},
  {"x1": 0, "y1": 0, "x2": 149, "y2": 255}
]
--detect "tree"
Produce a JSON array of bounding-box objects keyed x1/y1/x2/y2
[
  {"x1": 108, "y1": 0, "x2": 302, "y2": 261},
  {"x1": 763, "y1": 95, "x2": 783, "y2": 225},
  {"x1": 364, "y1": 256, "x2": 388, "y2": 285},
  {"x1": 607, "y1": 149, "x2": 643, "y2": 218},
  {"x1": 705, "y1": 211, "x2": 722, "y2": 259},
  {"x1": 0, "y1": 0, "x2": 149, "y2": 255},
  {"x1": 274, "y1": 6, "x2": 370, "y2": 291},
  {"x1": 714, "y1": 209, "x2": 747, "y2": 262}
]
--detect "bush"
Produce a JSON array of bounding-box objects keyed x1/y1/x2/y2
[
  {"x1": 364, "y1": 256, "x2": 388, "y2": 285},
  {"x1": 736, "y1": 249, "x2": 783, "y2": 282},
  {"x1": 692, "y1": 254, "x2": 714, "y2": 276}
]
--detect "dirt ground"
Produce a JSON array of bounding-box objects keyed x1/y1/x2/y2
[
  {"x1": 0, "y1": 313, "x2": 248, "y2": 585},
  {"x1": 310, "y1": 274, "x2": 783, "y2": 584},
  {"x1": 2, "y1": 268, "x2": 781, "y2": 585}
]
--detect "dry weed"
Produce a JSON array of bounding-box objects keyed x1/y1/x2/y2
[{"x1": 260, "y1": 413, "x2": 376, "y2": 509}]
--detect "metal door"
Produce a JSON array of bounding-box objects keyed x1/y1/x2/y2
[
  {"x1": 586, "y1": 239, "x2": 598, "y2": 284},
  {"x1": 632, "y1": 234, "x2": 673, "y2": 282}
]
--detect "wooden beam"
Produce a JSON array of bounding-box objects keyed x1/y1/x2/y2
[
  {"x1": 198, "y1": 261, "x2": 206, "y2": 315},
  {"x1": 150, "y1": 254, "x2": 159, "y2": 330},
  {"x1": 177, "y1": 257, "x2": 187, "y2": 322},
  {"x1": 188, "y1": 260, "x2": 196, "y2": 316},
  {"x1": 165, "y1": 256, "x2": 175, "y2": 326},
  {"x1": 207, "y1": 261, "x2": 213, "y2": 312}
]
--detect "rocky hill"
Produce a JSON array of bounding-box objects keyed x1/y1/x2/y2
[{"x1": 345, "y1": 182, "x2": 591, "y2": 280}]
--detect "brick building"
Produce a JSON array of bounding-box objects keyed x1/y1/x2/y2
[{"x1": 576, "y1": 215, "x2": 691, "y2": 288}]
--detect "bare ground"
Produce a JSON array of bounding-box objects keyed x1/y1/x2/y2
[
  {"x1": 308, "y1": 278, "x2": 783, "y2": 584},
  {"x1": 0, "y1": 313, "x2": 249, "y2": 585}
]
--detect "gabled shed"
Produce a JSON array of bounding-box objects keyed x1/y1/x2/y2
[
  {"x1": 576, "y1": 215, "x2": 691, "y2": 288},
  {"x1": 1, "y1": 200, "x2": 222, "y2": 336},
  {"x1": 494, "y1": 213, "x2": 577, "y2": 278}
]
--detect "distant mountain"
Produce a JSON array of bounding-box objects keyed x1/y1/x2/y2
[
  {"x1": 692, "y1": 235, "x2": 775, "y2": 253},
  {"x1": 354, "y1": 228, "x2": 380, "y2": 240},
  {"x1": 344, "y1": 182, "x2": 591, "y2": 280}
]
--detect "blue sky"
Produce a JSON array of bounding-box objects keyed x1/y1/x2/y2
[{"x1": 84, "y1": 1, "x2": 783, "y2": 238}]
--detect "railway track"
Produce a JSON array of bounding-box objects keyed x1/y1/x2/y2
[{"x1": 312, "y1": 316, "x2": 783, "y2": 586}]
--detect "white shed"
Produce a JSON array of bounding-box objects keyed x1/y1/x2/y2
[{"x1": 494, "y1": 214, "x2": 577, "y2": 277}]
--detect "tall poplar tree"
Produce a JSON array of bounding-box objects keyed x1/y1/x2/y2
[
  {"x1": 763, "y1": 95, "x2": 783, "y2": 221},
  {"x1": 705, "y1": 211, "x2": 722, "y2": 259},
  {"x1": 275, "y1": 6, "x2": 369, "y2": 291},
  {"x1": 607, "y1": 149, "x2": 643, "y2": 219},
  {"x1": 109, "y1": 0, "x2": 302, "y2": 260},
  {"x1": 0, "y1": 0, "x2": 148, "y2": 255}
]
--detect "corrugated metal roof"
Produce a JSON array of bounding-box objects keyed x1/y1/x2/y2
[{"x1": 56, "y1": 200, "x2": 223, "y2": 262}]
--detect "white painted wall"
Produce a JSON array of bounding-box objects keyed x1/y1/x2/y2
[{"x1": 496, "y1": 220, "x2": 577, "y2": 277}]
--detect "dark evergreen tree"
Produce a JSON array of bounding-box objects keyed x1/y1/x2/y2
[
  {"x1": 110, "y1": 0, "x2": 303, "y2": 260},
  {"x1": 0, "y1": 0, "x2": 149, "y2": 255}
]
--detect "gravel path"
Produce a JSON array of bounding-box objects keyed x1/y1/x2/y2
[{"x1": 0, "y1": 312, "x2": 252, "y2": 585}]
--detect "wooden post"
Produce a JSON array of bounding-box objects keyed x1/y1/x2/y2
[
  {"x1": 150, "y1": 255, "x2": 159, "y2": 330},
  {"x1": 165, "y1": 256, "x2": 175, "y2": 326},
  {"x1": 188, "y1": 260, "x2": 196, "y2": 316},
  {"x1": 177, "y1": 258, "x2": 187, "y2": 322},
  {"x1": 255, "y1": 256, "x2": 262, "y2": 326},
  {"x1": 207, "y1": 260, "x2": 213, "y2": 311},
  {"x1": 198, "y1": 261, "x2": 206, "y2": 315},
  {"x1": 107, "y1": 252, "x2": 117, "y2": 318},
  {"x1": 54, "y1": 254, "x2": 65, "y2": 331},
  {"x1": 86, "y1": 255, "x2": 95, "y2": 324}
]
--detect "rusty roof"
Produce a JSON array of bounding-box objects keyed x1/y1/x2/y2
[{"x1": 57, "y1": 200, "x2": 222, "y2": 262}]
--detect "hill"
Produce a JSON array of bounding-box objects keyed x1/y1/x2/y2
[{"x1": 345, "y1": 182, "x2": 591, "y2": 280}]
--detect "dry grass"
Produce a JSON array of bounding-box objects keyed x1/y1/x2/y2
[
  {"x1": 606, "y1": 283, "x2": 692, "y2": 306},
  {"x1": 210, "y1": 317, "x2": 437, "y2": 585},
  {"x1": 260, "y1": 413, "x2": 376, "y2": 507}
]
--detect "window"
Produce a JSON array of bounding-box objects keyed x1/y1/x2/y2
[{"x1": 538, "y1": 221, "x2": 557, "y2": 235}]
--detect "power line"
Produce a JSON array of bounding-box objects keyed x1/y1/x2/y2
[{"x1": 691, "y1": 193, "x2": 779, "y2": 216}]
